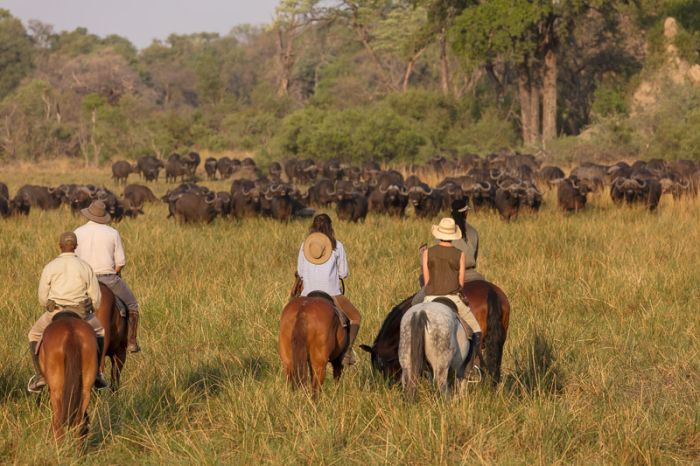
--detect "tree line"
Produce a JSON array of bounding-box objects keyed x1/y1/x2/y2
[{"x1": 0, "y1": 1, "x2": 699, "y2": 165}]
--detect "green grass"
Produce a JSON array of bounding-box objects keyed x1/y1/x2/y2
[{"x1": 0, "y1": 163, "x2": 698, "y2": 464}]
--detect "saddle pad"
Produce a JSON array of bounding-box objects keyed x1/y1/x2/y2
[
  {"x1": 115, "y1": 297, "x2": 128, "y2": 318},
  {"x1": 306, "y1": 291, "x2": 349, "y2": 328}
]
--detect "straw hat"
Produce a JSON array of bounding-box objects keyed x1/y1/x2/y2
[
  {"x1": 303, "y1": 232, "x2": 333, "y2": 265},
  {"x1": 81, "y1": 200, "x2": 111, "y2": 224},
  {"x1": 431, "y1": 217, "x2": 462, "y2": 241}
]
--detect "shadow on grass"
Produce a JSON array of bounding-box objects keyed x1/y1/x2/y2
[{"x1": 504, "y1": 332, "x2": 565, "y2": 396}]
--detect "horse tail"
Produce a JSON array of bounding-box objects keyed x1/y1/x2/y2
[
  {"x1": 408, "y1": 310, "x2": 428, "y2": 385},
  {"x1": 290, "y1": 308, "x2": 308, "y2": 387},
  {"x1": 484, "y1": 286, "x2": 505, "y2": 384},
  {"x1": 60, "y1": 331, "x2": 83, "y2": 427}
]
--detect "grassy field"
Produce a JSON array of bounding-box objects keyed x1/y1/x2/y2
[{"x1": 0, "y1": 162, "x2": 698, "y2": 464}]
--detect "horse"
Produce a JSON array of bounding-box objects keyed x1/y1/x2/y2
[
  {"x1": 278, "y1": 293, "x2": 349, "y2": 394},
  {"x1": 360, "y1": 279, "x2": 510, "y2": 385},
  {"x1": 400, "y1": 301, "x2": 470, "y2": 400},
  {"x1": 39, "y1": 312, "x2": 97, "y2": 441},
  {"x1": 95, "y1": 284, "x2": 128, "y2": 390}
]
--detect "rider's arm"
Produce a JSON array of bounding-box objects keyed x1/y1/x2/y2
[
  {"x1": 37, "y1": 265, "x2": 51, "y2": 308},
  {"x1": 422, "y1": 249, "x2": 429, "y2": 285},
  {"x1": 297, "y1": 243, "x2": 305, "y2": 279},
  {"x1": 459, "y1": 252, "x2": 465, "y2": 287},
  {"x1": 86, "y1": 266, "x2": 101, "y2": 309},
  {"x1": 337, "y1": 242, "x2": 348, "y2": 279},
  {"x1": 114, "y1": 232, "x2": 126, "y2": 272}
]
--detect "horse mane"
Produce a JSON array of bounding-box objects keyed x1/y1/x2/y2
[
  {"x1": 51, "y1": 311, "x2": 82, "y2": 322},
  {"x1": 306, "y1": 290, "x2": 335, "y2": 304},
  {"x1": 374, "y1": 295, "x2": 413, "y2": 345}
]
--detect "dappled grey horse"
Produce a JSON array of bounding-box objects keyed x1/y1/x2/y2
[{"x1": 399, "y1": 301, "x2": 470, "y2": 400}]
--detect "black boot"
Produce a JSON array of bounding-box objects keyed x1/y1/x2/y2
[
  {"x1": 94, "y1": 336, "x2": 109, "y2": 390},
  {"x1": 464, "y1": 332, "x2": 482, "y2": 383},
  {"x1": 27, "y1": 342, "x2": 46, "y2": 393},
  {"x1": 342, "y1": 324, "x2": 360, "y2": 366}
]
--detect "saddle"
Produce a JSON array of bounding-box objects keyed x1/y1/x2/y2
[
  {"x1": 51, "y1": 310, "x2": 83, "y2": 322},
  {"x1": 429, "y1": 296, "x2": 474, "y2": 338},
  {"x1": 306, "y1": 290, "x2": 350, "y2": 329}
]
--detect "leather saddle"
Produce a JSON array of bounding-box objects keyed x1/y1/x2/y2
[{"x1": 307, "y1": 290, "x2": 350, "y2": 329}]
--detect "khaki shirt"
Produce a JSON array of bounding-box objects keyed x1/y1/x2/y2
[
  {"x1": 38, "y1": 253, "x2": 101, "y2": 309},
  {"x1": 75, "y1": 221, "x2": 126, "y2": 275},
  {"x1": 454, "y1": 224, "x2": 479, "y2": 270}
]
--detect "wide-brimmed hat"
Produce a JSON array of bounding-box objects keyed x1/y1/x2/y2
[
  {"x1": 303, "y1": 232, "x2": 333, "y2": 265},
  {"x1": 81, "y1": 200, "x2": 111, "y2": 224},
  {"x1": 431, "y1": 217, "x2": 462, "y2": 241}
]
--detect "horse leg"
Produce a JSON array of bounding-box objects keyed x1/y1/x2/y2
[
  {"x1": 49, "y1": 383, "x2": 65, "y2": 440},
  {"x1": 434, "y1": 362, "x2": 451, "y2": 399},
  {"x1": 309, "y1": 348, "x2": 327, "y2": 396},
  {"x1": 331, "y1": 359, "x2": 343, "y2": 381},
  {"x1": 402, "y1": 369, "x2": 416, "y2": 402},
  {"x1": 110, "y1": 349, "x2": 127, "y2": 392}
]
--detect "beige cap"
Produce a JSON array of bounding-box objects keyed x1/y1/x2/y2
[{"x1": 431, "y1": 217, "x2": 462, "y2": 241}]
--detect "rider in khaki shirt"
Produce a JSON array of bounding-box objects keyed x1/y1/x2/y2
[{"x1": 27, "y1": 232, "x2": 109, "y2": 393}]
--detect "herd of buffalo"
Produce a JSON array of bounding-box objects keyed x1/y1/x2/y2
[{"x1": 1, "y1": 151, "x2": 698, "y2": 223}]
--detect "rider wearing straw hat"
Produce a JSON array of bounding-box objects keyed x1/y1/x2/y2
[
  {"x1": 421, "y1": 217, "x2": 482, "y2": 350},
  {"x1": 297, "y1": 214, "x2": 361, "y2": 366},
  {"x1": 74, "y1": 200, "x2": 141, "y2": 353}
]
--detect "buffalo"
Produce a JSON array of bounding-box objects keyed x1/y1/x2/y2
[
  {"x1": 336, "y1": 192, "x2": 368, "y2": 223},
  {"x1": 165, "y1": 158, "x2": 188, "y2": 183},
  {"x1": 557, "y1": 176, "x2": 591, "y2": 213},
  {"x1": 123, "y1": 184, "x2": 157, "y2": 207},
  {"x1": 174, "y1": 192, "x2": 218, "y2": 223},
  {"x1": 16, "y1": 185, "x2": 62, "y2": 210},
  {"x1": 611, "y1": 177, "x2": 662, "y2": 211},
  {"x1": 111, "y1": 161, "x2": 133, "y2": 184},
  {"x1": 204, "y1": 157, "x2": 218, "y2": 180}
]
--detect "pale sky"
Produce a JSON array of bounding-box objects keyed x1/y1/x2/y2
[{"x1": 2, "y1": 0, "x2": 280, "y2": 48}]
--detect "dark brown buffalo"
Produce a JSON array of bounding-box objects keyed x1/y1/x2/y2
[
  {"x1": 307, "y1": 178, "x2": 336, "y2": 206},
  {"x1": 336, "y1": 191, "x2": 368, "y2": 223},
  {"x1": 611, "y1": 177, "x2": 662, "y2": 211},
  {"x1": 165, "y1": 158, "x2": 188, "y2": 183},
  {"x1": 69, "y1": 186, "x2": 95, "y2": 214},
  {"x1": 231, "y1": 179, "x2": 260, "y2": 218},
  {"x1": 111, "y1": 161, "x2": 133, "y2": 184},
  {"x1": 16, "y1": 185, "x2": 62, "y2": 210},
  {"x1": 204, "y1": 157, "x2": 218, "y2": 180},
  {"x1": 123, "y1": 184, "x2": 157, "y2": 207},
  {"x1": 538, "y1": 165, "x2": 565, "y2": 187},
  {"x1": 368, "y1": 184, "x2": 408, "y2": 216},
  {"x1": 407, "y1": 184, "x2": 443, "y2": 218},
  {"x1": 0, "y1": 182, "x2": 8, "y2": 200},
  {"x1": 182, "y1": 151, "x2": 201, "y2": 175},
  {"x1": 136, "y1": 155, "x2": 163, "y2": 182},
  {"x1": 173, "y1": 192, "x2": 218, "y2": 223},
  {"x1": 557, "y1": 176, "x2": 591, "y2": 213},
  {"x1": 494, "y1": 183, "x2": 526, "y2": 221}
]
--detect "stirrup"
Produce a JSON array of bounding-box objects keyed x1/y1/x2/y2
[
  {"x1": 466, "y1": 366, "x2": 482, "y2": 383},
  {"x1": 27, "y1": 375, "x2": 46, "y2": 393}
]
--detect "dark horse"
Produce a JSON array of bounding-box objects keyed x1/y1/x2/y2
[
  {"x1": 40, "y1": 312, "x2": 97, "y2": 441},
  {"x1": 95, "y1": 284, "x2": 128, "y2": 390},
  {"x1": 278, "y1": 293, "x2": 349, "y2": 394},
  {"x1": 360, "y1": 280, "x2": 510, "y2": 384}
]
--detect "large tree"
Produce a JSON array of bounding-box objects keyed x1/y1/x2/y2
[
  {"x1": 453, "y1": 0, "x2": 611, "y2": 148},
  {"x1": 0, "y1": 9, "x2": 34, "y2": 100}
]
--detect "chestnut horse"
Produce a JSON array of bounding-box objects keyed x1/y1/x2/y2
[
  {"x1": 360, "y1": 279, "x2": 510, "y2": 384},
  {"x1": 40, "y1": 312, "x2": 97, "y2": 440},
  {"x1": 95, "y1": 284, "x2": 128, "y2": 390},
  {"x1": 278, "y1": 294, "x2": 349, "y2": 393}
]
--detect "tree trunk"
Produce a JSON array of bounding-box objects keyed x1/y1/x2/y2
[
  {"x1": 439, "y1": 28, "x2": 451, "y2": 96},
  {"x1": 541, "y1": 47, "x2": 557, "y2": 147},
  {"x1": 517, "y1": 65, "x2": 534, "y2": 146},
  {"x1": 529, "y1": 77, "x2": 541, "y2": 147},
  {"x1": 276, "y1": 27, "x2": 295, "y2": 97},
  {"x1": 402, "y1": 48, "x2": 425, "y2": 92}
]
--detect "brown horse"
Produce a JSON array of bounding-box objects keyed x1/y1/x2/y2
[
  {"x1": 278, "y1": 294, "x2": 349, "y2": 393},
  {"x1": 40, "y1": 312, "x2": 97, "y2": 440},
  {"x1": 360, "y1": 279, "x2": 510, "y2": 384},
  {"x1": 95, "y1": 284, "x2": 128, "y2": 390}
]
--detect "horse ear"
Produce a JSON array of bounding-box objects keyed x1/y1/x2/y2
[{"x1": 359, "y1": 344, "x2": 373, "y2": 354}]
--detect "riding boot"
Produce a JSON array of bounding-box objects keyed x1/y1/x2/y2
[
  {"x1": 94, "y1": 336, "x2": 109, "y2": 390},
  {"x1": 27, "y1": 342, "x2": 46, "y2": 393},
  {"x1": 127, "y1": 310, "x2": 141, "y2": 353},
  {"x1": 342, "y1": 324, "x2": 360, "y2": 366},
  {"x1": 464, "y1": 332, "x2": 482, "y2": 383}
]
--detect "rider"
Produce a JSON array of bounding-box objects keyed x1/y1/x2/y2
[
  {"x1": 28, "y1": 232, "x2": 109, "y2": 392},
  {"x1": 74, "y1": 200, "x2": 141, "y2": 353},
  {"x1": 451, "y1": 198, "x2": 484, "y2": 282},
  {"x1": 296, "y1": 213, "x2": 361, "y2": 366},
  {"x1": 421, "y1": 217, "x2": 482, "y2": 364}
]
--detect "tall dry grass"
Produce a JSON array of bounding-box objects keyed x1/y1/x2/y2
[{"x1": 0, "y1": 166, "x2": 698, "y2": 464}]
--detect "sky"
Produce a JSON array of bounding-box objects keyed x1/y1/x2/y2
[{"x1": 2, "y1": 0, "x2": 280, "y2": 49}]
